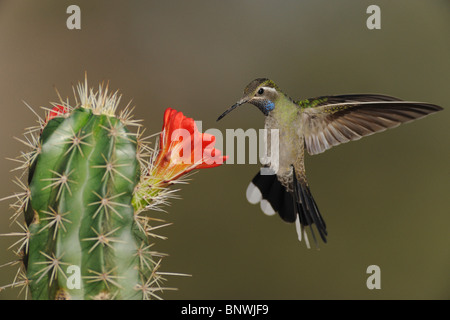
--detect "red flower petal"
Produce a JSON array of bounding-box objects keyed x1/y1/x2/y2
[
  {"x1": 152, "y1": 107, "x2": 227, "y2": 182},
  {"x1": 46, "y1": 105, "x2": 69, "y2": 123}
]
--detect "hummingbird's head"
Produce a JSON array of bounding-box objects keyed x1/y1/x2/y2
[{"x1": 217, "y1": 78, "x2": 280, "y2": 121}]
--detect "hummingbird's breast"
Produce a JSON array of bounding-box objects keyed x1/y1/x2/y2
[{"x1": 264, "y1": 110, "x2": 304, "y2": 191}]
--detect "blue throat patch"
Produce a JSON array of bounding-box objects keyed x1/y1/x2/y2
[{"x1": 264, "y1": 100, "x2": 275, "y2": 112}]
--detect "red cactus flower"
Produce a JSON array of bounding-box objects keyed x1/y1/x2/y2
[
  {"x1": 46, "y1": 105, "x2": 69, "y2": 123},
  {"x1": 151, "y1": 108, "x2": 227, "y2": 182}
]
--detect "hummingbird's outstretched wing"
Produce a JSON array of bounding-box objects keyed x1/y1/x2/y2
[{"x1": 299, "y1": 94, "x2": 443, "y2": 155}]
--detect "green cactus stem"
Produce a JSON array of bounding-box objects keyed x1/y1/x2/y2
[
  {"x1": 1, "y1": 81, "x2": 175, "y2": 300},
  {"x1": 26, "y1": 106, "x2": 146, "y2": 299}
]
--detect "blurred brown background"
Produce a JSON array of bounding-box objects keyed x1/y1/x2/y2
[{"x1": 0, "y1": 0, "x2": 449, "y2": 299}]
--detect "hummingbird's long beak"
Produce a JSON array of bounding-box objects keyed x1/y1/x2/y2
[{"x1": 216, "y1": 98, "x2": 248, "y2": 121}]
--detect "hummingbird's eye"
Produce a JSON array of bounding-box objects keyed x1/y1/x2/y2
[{"x1": 257, "y1": 88, "x2": 264, "y2": 95}]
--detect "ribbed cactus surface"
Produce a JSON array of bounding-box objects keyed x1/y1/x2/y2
[
  {"x1": 0, "y1": 82, "x2": 167, "y2": 300},
  {"x1": 26, "y1": 107, "x2": 147, "y2": 299}
]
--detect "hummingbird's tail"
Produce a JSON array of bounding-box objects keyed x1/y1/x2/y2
[
  {"x1": 246, "y1": 169, "x2": 327, "y2": 248},
  {"x1": 292, "y1": 168, "x2": 328, "y2": 248}
]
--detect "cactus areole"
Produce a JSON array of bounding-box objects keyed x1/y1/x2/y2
[{"x1": 1, "y1": 79, "x2": 226, "y2": 300}]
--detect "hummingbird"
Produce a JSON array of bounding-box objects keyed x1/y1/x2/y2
[{"x1": 217, "y1": 78, "x2": 442, "y2": 248}]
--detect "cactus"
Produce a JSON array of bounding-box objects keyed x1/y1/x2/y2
[{"x1": 0, "y1": 79, "x2": 226, "y2": 299}]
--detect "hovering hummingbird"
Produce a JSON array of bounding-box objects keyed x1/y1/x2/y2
[{"x1": 217, "y1": 78, "x2": 442, "y2": 248}]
